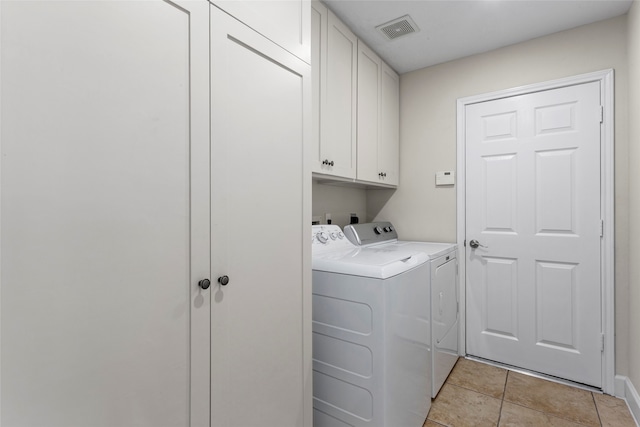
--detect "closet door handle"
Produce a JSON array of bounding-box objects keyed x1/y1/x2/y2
[{"x1": 469, "y1": 240, "x2": 488, "y2": 249}]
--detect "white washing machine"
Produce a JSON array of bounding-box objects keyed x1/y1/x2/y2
[
  {"x1": 311, "y1": 225, "x2": 432, "y2": 427},
  {"x1": 344, "y1": 222, "x2": 459, "y2": 398}
]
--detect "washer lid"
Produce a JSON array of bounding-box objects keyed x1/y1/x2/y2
[{"x1": 312, "y1": 245, "x2": 429, "y2": 279}]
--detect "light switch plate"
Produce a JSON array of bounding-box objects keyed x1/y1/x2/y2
[{"x1": 436, "y1": 171, "x2": 455, "y2": 186}]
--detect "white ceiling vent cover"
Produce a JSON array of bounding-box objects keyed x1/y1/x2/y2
[{"x1": 376, "y1": 15, "x2": 419, "y2": 41}]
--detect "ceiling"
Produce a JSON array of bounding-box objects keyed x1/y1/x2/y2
[{"x1": 323, "y1": 0, "x2": 633, "y2": 74}]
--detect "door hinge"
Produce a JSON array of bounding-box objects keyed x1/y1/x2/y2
[
  {"x1": 600, "y1": 219, "x2": 604, "y2": 237},
  {"x1": 601, "y1": 333, "x2": 605, "y2": 352},
  {"x1": 599, "y1": 106, "x2": 604, "y2": 123}
]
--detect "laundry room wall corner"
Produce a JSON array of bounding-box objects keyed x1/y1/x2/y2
[
  {"x1": 625, "y1": 0, "x2": 640, "y2": 415},
  {"x1": 381, "y1": 15, "x2": 630, "y2": 383}
]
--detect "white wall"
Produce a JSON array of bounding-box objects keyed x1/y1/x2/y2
[
  {"x1": 627, "y1": 0, "x2": 640, "y2": 393},
  {"x1": 372, "y1": 16, "x2": 631, "y2": 377}
]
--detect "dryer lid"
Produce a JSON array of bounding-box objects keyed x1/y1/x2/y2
[{"x1": 394, "y1": 241, "x2": 457, "y2": 259}]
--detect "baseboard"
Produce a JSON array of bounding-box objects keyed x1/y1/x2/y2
[
  {"x1": 615, "y1": 375, "x2": 640, "y2": 426},
  {"x1": 616, "y1": 375, "x2": 628, "y2": 397}
]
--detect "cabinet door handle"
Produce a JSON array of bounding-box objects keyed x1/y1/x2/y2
[
  {"x1": 218, "y1": 275, "x2": 230, "y2": 286},
  {"x1": 198, "y1": 279, "x2": 211, "y2": 290}
]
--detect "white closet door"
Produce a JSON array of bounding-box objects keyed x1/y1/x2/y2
[
  {"x1": 210, "y1": 0, "x2": 310, "y2": 63},
  {"x1": 210, "y1": 5, "x2": 312, "y2": 426},
  {"x1": 0, "y1": 1, "x2": 210, "y2": 426}
]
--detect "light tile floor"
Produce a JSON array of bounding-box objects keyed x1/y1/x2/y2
[{"x1": 425, "y1": 358, "x2": 638, "y2": 427}]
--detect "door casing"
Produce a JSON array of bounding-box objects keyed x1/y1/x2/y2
[{"x1": 456, "y1": 69, "x2": 615, "y2": 394}]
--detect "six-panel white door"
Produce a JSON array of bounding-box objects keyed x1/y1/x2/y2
[
  {"x1": 0, "y1": 1, "x2": 211, "y2": 425},
  {"x1": 465, "y1": 82, "x2": 603, "y2": 387}
]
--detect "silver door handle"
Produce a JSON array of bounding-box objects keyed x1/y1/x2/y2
[{"x1": 469, "y1": 239, "x2": 488, "y2": 249}]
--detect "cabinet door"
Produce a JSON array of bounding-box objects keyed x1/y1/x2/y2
[
  {"x1": 210, "y1": 5, "x2": 312, "y2": 427},
  {"x1": 311, "y1": 1, "x2": 326, "y2": 175},
  {"x1": 356, "y1": 40, "x2": 382, "y2": 183},
  {"x1": 0, "y1": 1, "x2": 210, "y2": 426},
  {"x1": 211, "y1": 0, "x2": 310, "y2": 63},
  {"x1": 316, "y1": 9, "x2": 357, "y2": 178},
  {"x1": 380, "y1": 62, "x2": 400, "y2": 186},
  {"x1": 356, "y1": 42, "x2": 399, "y2": 187}
]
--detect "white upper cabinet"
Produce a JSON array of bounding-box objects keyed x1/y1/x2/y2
[
  {"x1": 311, "y1": 1, "x2": 357, "y2": 179},
  {"x1": 211, "y1": 0, "x2": 310, "y2": 63},
  {"x1": 357, "y1": 40, "x2": 399, "y2": 186},
  {"x1": 312, "y1": 2, "x2": 399, "y2": 187}
]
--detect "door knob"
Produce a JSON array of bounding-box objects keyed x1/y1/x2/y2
[
  {"x1": 469, "y1": 239, "x2": 488, "y2": 249},
  {"x1": 198, "y1": 279, "x2": 211, "y2": 290},
  {"x1": 218, "y1": 275, "x2": 230, "y2": 286}
]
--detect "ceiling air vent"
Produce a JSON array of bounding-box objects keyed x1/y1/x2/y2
[{"x1": 376, "y1": 15, "x2": 419, "y2": 41}]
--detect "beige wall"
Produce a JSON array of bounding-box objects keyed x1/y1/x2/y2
[
  {"x1": 627, "y1": 0, "x2": 640, "y2": 389},
  {"x1": 372, "y1": 16, "x2": 631, "y2": 377},
  {"x1": 312, "y1": 180, "x2": 367, "y2": 228}
]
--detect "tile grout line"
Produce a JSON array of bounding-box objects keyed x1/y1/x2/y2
[
  {"x1": 502, "y1": 369, "x2": 603, "y2": 427},
  {"x1": 441, "y1": 358, "x2": 631, "y2": 427},
  {"x1": 592, "y1": 392, "x2": 604, "y2": 427},
  {"x1": 496, "y1": 370, "x2": 510, "y2": 426}
]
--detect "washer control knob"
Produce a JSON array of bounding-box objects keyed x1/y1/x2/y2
[
  {"x1": 330, "y1": 232, "x2": 338, "y2": 240},
  {"x1": 316, "y1": 232, "x2": 329, "y2": 244},
  {"x1": 337, "y1": 232, "x2": 344, "y2": 239},
  {"x1": 374, "y1": 226, "x2": 383, "y2": 235}
]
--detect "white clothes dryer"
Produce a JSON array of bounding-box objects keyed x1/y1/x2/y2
[
  {"x1": 311, "y1": 225, "x2": 432, "y2": 427},
  {"x1": 344, "y1": 222, "x2": 459, "y2": 398}
]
